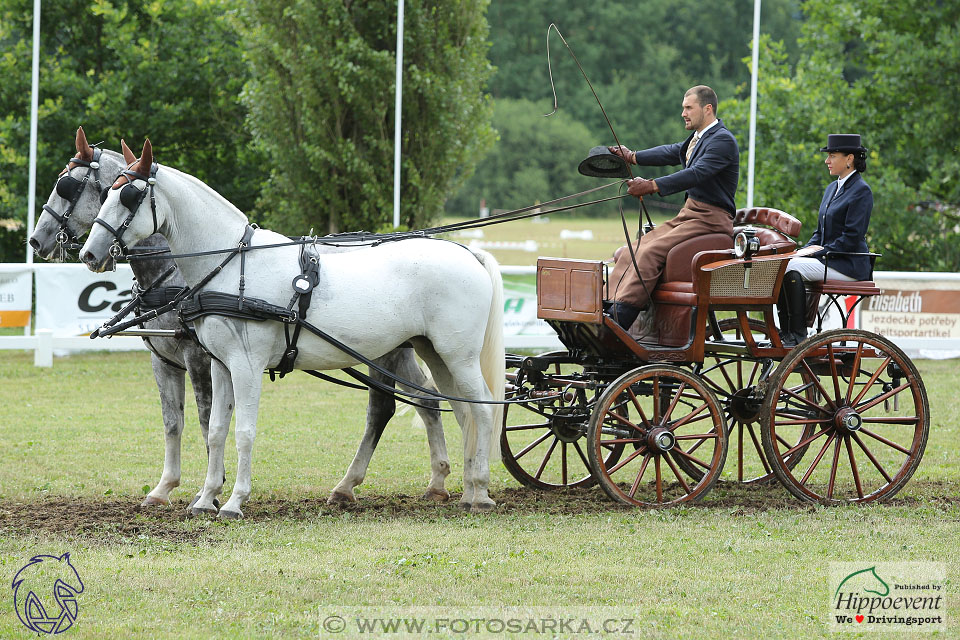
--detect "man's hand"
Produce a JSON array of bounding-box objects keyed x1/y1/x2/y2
[
  {"x1": 627, "y1": 177, "x2": 658, "y2": 198},
  {"x1": 608, "y1": 145, "x2": 636, "y2": 165}
]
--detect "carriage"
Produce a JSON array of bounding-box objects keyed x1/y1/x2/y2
[{"x1": 499, "y1": 206, "x2": 929, "y2": 507}]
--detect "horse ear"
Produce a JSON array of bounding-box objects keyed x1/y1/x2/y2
[
  {"x1": 75, "y1": 126, "x2": 93, "y2": 161},
  {"x1": 137, "y1": 138, "x2": 154, "y2": 175},
  {"x1": 121, "y1": 139, "x2": 136, "y2": 165}
]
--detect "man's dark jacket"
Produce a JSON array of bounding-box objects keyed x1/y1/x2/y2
[{"x1": 632, "y1": 119, "x2": 740, "y2": 214}]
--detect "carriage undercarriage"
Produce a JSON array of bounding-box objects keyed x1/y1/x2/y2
[{"x1": 500, "y1": 208, "x2": 929, "y2": 507}]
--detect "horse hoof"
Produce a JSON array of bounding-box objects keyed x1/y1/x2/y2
[
  {"x1": 190, "y1": 505, "x2": 218, "y2": 517},
  {"x1": 422, "y1": 489, "x2": 450, "y2": 502},
  {"x1": 327, "y1": 491, "x2": 356, "y2": 505},
  {"x1": 218, "y1": 508, "x2": 243, "y2": 520},
  {"x1": 188, "y1": 495, "x2": 221, "y2": 510},
  {"x1": 141, "y1": 495, "x2": 169, "y2": 507},
  {"x1": 469, "y1": 501, "x2": 496, "y2": 514}
]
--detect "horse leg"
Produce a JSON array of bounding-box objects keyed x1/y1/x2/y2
[
  {"x1": 142, "y1": 355, "x2": 185, "y2": 507},
  {"x1": 328, "y1": 376, "x2": 395, "y2": 504},
  {"x1": 394, "y1": 350, "x2": 449, "y2": 501},
  {"x1": 218, "y1": 361, "x2": 264, "y2": 520},
  {"x1": 182, "y1": 346, "x2": 217, "y2": 510},
  {"x1": 191, "y1": 359, "x2": 234, "y2": 516},
  {"x1": 414, "y1": 343, "x2": 495, "y2": 512}
]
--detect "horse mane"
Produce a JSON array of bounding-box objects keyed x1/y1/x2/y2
[{"x1": 161, "y1": 164, "x2": 249, "y2": 225}]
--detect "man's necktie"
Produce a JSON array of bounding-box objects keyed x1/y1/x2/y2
[{"x1": 685, "y1": 132, "x2": 700, "y2": 165}]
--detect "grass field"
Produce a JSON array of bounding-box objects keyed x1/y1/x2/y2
[{"x1": 0, "y1": 349, "x2": 957, "y2": 638}]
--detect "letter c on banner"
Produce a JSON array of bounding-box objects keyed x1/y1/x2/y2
[{"x1": 78, "y1": 281, "x2": 117, "y2": 312}]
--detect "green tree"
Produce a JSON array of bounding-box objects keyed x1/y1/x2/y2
[
  {"x1": 723, "y1": 0, "x2": 960, "y2": 271},
  {"x1": 445, "y1": 98, "x2": 600, "y2": 215},
  {"x1": 238, "y1": 0, "x2": 496, "y2": 234},
  {"x1": 0, "y1": 0, "x2": 260, "y2": 262}
]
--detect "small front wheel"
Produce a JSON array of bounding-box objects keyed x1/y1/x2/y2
[{"x1": 586, "y1": 365, "x2": 727, "y2": 507}]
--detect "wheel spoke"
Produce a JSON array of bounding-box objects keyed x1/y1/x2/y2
[
  {"x1": 605, "y1": 408, "x2": 642, "y2": 432},
  {"x1": 746, "y1": 423, "x2": 771, "y2": 473},
  {"x1": 856, "y1": 381, "x2": 911, "y2": 414},
  {"x1": 827, "y1": 341, "x2": 843, "y2": 405},
  {"x1": 845, "y1": 342, "x2": 864, "y2": 404},
  {"x1": 606, "y1": 446, "x2": 646, "y2": 476},
  {"x1": 845, "y1": 436, "x2": 864, "y2": 499},
  {"x1": 800, "y1": 360, "x2": 838, "y2": 411},
  {"x1": 628, "y1": 454, "x2": 652, "y2": 498},
  {"x1": 573, "y1": 440, "x2": 592, "y2": 472},
  {"x1": 671, "y1": 446, "x2": 712, "y2": 470},
  {"x1": 626, "y1": 387, "x2": 650, "y2": 427},
  {"x1": 664, "y1": 453, "x2": 691, "y2": 493},
  {"x1": 505, "y1": 421, "x2": 552, "y2": 432},
  {"x1": 781, "y1": 427, "x2": 829, "y2": 458},
  {"x1": 851, "y1": 432, "x2": 893, "y2": 483},
  {"x1": 746, "y1": 359, "x2": 761, "y2": 387},
  {"x1": 668, "y1": 402, "x2": 712, "y2": 431},
  {"x1": 655, "y1": 456, "x2": 663, "y2": 502},
  {"x1": 852, "y1": 355, "x2": 892, "y2": 406},
  {"x1": 780, "y1": 383, "x2": 832, "y2": 415},
  {"x1": 661, "y1": 380, "x2": 687, "y2": 424},
  {"x1": 859, "y1": 427, "x2": 912, "y2": 455},
  {"x1": 799, "y1": 433, "x2": 836, "y2": 485},
  {"x1": 514, "y1": 431, "x2": 553, "y2": 460},
  {"x1": 534, "y1": 437, "x2": 560, "y2": 480},
  {"x1": 826, "y1": 436, "x2": 843, "y2": 500}
]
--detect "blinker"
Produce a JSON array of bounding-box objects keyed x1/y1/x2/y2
[{"x1": 56, "y1": 175, "x2": 82, "y2": 201}]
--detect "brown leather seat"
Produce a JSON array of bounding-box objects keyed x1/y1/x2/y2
[{"x1": 649, "y1": 207, "x2": 802, "y2": 346}]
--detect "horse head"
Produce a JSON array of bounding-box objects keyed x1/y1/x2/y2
[
  {"x1": 81, "y1": 138, "x2": 162, "y2": 272},
  {"x1": 29, "y1": 126, "x2": 128, "y2": 263}
]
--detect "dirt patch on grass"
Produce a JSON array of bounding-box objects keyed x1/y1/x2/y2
[{"x1": 1, "y1": 480, "x2": 956, "y2": 545}]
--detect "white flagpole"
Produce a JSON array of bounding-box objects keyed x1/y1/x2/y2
[
  {"x1": 26, "y1": 0, "x2": 41, "y2": 264},
  {"x1": 392, "y1": 0, "x2": 404, "y2": 228},
  {"x1": 746, "y1": 0, "x2": 761, "y2": 208}
]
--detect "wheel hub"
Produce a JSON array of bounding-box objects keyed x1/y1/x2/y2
[
  {"x1": 551, "y1": 412, "x2": 588, "y2": 443},
  {"x1": 729, "y1": 387, "x2": 761, "y2": 423},
  {"x1": 647, "y1": 427, "x2": 676, "y2": 452},
  {"x1": 834, "y1": 406, "x2": 862, "y2": 433}
]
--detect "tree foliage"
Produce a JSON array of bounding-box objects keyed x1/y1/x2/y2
[
  {"x1": 447, "y1": 0, "x2": 801, "y2": 214},
  {"x1": 723, "y1": 0, "x2": 960, "y2": 271},
  {"x1": 238, "y1": 0, "x2": 495, "y2": 234},
  {"x1": 0, "y1": 0, "x2": 259, "y2": 261}
]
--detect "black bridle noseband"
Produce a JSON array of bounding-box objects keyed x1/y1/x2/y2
[
  {"x1": 44, "y1": 147, "x2": 106, "y2": 252},
  {"x1": 93, "y1": 162, "x2": 160, "y2": 258}
]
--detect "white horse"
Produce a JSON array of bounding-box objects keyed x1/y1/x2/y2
[
  {"x1": 80, "y1": 139, "x2": 505, "y2": 516},
  {"x1": 32, "y1": 129, "x2": 454, "y2": 508}
]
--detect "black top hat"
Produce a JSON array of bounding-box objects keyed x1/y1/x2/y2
[
  {"x1": 578, "y1": 146, "x2": 632, "y2": 179},
  {"x1": 820, "y1": 133, "x2": 866, "y2": 153}
]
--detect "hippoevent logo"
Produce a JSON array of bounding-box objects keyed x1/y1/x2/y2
[
  {"x1": 830, "y1": 562, "x2": 945, "y2": 632},
  {"x1": 11, "y1": 553, "x2": 84, "y2": 635}
]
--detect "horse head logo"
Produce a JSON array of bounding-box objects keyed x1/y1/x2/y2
[
  {"x1": 835, "y1": 566, "x2": 890, "y2": 599},
  {"x1": 11, "y1": 553, "x2": 84, "y2": 635}
]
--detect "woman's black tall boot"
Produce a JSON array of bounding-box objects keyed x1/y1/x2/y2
[{"x1": 777, "y1": 270, "x2": 808, "y2": 347}]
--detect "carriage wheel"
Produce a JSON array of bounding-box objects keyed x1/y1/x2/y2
[
  {"x1": 586, "y1": 365, "x2": 727, "y2": 507},
  {"x1": 501, "y1": 357, "x2": 621, "y2": 489},
  {"x1": 698, "y1": 317, "x2": 815, "y2": 484},
  {"x1": 760, "y1": 329, "x2": 929, "y2": 504}
]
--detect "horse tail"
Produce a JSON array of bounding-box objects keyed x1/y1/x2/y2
[{"x1": 472, "y1": 248, "x2": 505, "y2": 460}]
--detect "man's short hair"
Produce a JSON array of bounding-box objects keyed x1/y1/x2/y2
[{"x1": 685, "y1": 85, "x2": 718, "y2": 114}]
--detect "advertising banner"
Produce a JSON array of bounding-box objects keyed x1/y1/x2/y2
[
  {"x1": 501, "y1": 268, "x2": 562, "y2": 349},
  {"x1": 34, "y1": 264, "x2": 137, "y2": 337},
  {"x1": 0, "y1": 265, "x2": 32, "y2": 327},
  {"x1": 857, "y1": 273, "x2": 960, "y2": 359}
]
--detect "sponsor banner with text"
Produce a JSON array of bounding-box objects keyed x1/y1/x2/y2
[{"x1": 0, "y1": 265, "x2": 32, "y2": 327}]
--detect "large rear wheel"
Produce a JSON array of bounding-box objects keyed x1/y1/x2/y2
[{"x1": 760, "y1": 329, "x2": 929, "y2": 504}]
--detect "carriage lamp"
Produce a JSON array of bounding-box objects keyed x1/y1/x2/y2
[
  {"x1": 734, "y1": 227, "x2": 760, "y2": 259},
  {"x1": 734, "y1": 227, "x2": 761, "y2": 288}
]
